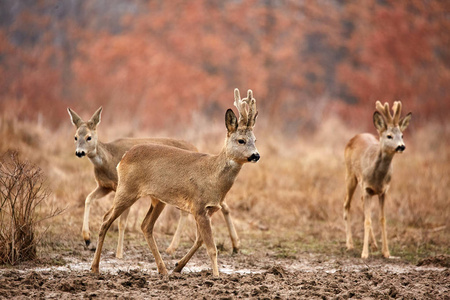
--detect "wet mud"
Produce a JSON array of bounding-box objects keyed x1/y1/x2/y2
[{"x1": 1, "y1": 248, "x2": 448, "y2": 299}]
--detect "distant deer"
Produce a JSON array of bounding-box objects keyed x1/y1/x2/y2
[
  {"x1": 344, "y1": 101, "x2": 412, "y2": 258},
  {"x1": 68, "y1": 107, "x2": 241, "y2": 258},
  {"x1": 91, "y1": 88, "x2": 260, "y2": 277}
]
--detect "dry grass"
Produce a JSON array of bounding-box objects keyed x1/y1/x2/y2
[{"x1": 1, "y1": 114, "x2": 448, "y2": 263}]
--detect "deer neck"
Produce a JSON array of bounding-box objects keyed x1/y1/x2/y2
[
  {"x1": 87, "y1": 140, "x2": 110, "y2": 168},
  {"x1": 212, "y1": 148, "x2": 243, "y2": 195},
  {"x1": 371, "y1": 147, "x2": 394, "y2": 184}
]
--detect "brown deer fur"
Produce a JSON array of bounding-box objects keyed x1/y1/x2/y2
[
  {"x1": 90, "y1": 89, "x2": 260, "y2": 277},
  {"x1": 344, "y1": 101, "x2": 412, "y2": 258},
  {"x1": 68, "y1": 107, "x2": 240, "y2": 258}
]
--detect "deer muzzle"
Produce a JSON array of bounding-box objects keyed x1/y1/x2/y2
[
  {"x1": 395, "y1": 145, "x2": 406, "y2": 153},
  {"x1": 248, "y1": 153, "x2": 260, "y2": 162},
  {"x1": 76, "y1": 150, "x2": 86, "y2": 158}
]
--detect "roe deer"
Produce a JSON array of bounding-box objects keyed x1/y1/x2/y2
[
  {"x1": 91, "y1": 88, "x2": 260, "y2": 277},
  {"x1": 344, "y1": 101, "x2": 412, "y2": 258},
  {"x1": 68, "y1": 107, "x2": 241, "y2": 258}
]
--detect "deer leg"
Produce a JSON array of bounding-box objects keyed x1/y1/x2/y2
[
  {"x1": 369, "y1": 220, "x2": 378, "y2": 251},
  {"x1": 91, "y1": 192, "x2": 137, "y2": 273},
  {"x1": 343, "y1": 175, "x2": 357, "y2": 250},
  {"x1": 82, "y1": 186, "x2": 112, "y2": 247},
  {"x1": 361, "y1": 193, "x2": 373, "y2": 259},
  {"x1": 379, "y1": 193, "x2": 390, "y2": 258},
  {"x1": 166, "y1": 209, "x2": 189, "y2": 255},
  {"x1": 220, "y1": 202, "x2": 240, "y2": 254},
  {"x1": 196, "y1": 213, "x2": 219, "y2": 277},
  {"x1": 141, "y1": 199, "x2": 168, "y2": 275},
  {"x1": 116, "y1": 207, "x2": 130, "y2": 259},
  {"x1": 173, "y1": 222, "x2": 204, "y2": 273}
]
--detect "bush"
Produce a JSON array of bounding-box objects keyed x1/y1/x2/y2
[{"x1": 0, "y1": 150, "x2": 61, "y2": 265}]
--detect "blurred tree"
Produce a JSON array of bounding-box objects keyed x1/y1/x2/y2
[
  {"x1": 337, "y1": 0, "x2": 450, "y2": 125},
  {"x1": 0, "y1": 0, "x2": 448, "y2": 130}
]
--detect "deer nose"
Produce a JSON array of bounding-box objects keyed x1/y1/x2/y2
[
  {"x1": 248, "y1": 153, "x2": 260, "y2": 162},
  {"x1": 76, "y1": 151, "x2": 86, "y2": 158},
  {"x1": 396, "y1": 145, "x2": 406, "y2": 152}
]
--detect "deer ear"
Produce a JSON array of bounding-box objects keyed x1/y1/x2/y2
[
  {"x1": 67, "y1": 108, "x2": 84, "y2": 128},
  {"x1": 89, "y1": 107, "x2": 103, "y2": 127},
  {"x1": 225, "y1": 109, "x2": 238, "y2": 133},
  {"x1": 373, "y1": 111, "x2": 387, "y2": 132},
  {"x1": 399, "y1": 112, "x2": 412, "y2": 132}
]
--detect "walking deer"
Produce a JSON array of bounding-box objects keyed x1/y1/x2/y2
[
  {"x1": 344, "y1": 101, "x2": 412, "y2": 258},
  {"x1": 91, "y1": 88, "x2": 259, "y2": 277},
  {"x1": 68, "y1": 107, "x2": 241, "y2": 258}
]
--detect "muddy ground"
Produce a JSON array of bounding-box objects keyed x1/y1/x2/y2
[{"x1": 1, "y1": 235, "x2": 449, "y2": 300}]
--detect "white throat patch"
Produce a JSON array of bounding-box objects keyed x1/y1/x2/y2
[{"x1": 89, "y1": 155, "x2": 103, "y2": 166}]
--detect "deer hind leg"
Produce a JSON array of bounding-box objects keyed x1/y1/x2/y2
[
  {"x1": 379, "y1": 193, "x2": 390, "y2": 258},
  {"x1": 91, "y1": 191, "x2": 138, "y2": 273},
  {"x1": 361, "y1": 192, "x2": 374, "y2": 259},
  {"x1": 141, "y1": 199, "x2": 168, "y2": 275},
  {"x1": 344, "y1": 175, "x2": 357, "y2": 250},
  {"x1": 173, "y1": 222, "x2": 204, "y2": 273},
  {"x1": 166, "y1": 209, "x2": 189, "y2": 255},
  {"x1": 116, "y1": 207, "x2": 130, "y2": 259},
  {"x1": 221, "y1": 202, "x2": 240, "y2": 254},
  {"x1": 82, "y1": 186, "x2": 112, "y2": 247}
]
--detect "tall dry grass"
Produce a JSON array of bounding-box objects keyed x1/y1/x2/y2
[{"x1": 1, "y1": 112, "x2": 448, "y2": 260}]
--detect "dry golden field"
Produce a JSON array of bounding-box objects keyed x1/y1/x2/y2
[
  {"x1": 1, "y1": 112, "x2": 448, "y2": 262},
  {"x1": 0, "y1": 111, "x2": 449, "y2": 299}
]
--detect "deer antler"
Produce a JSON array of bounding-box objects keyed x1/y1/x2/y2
[
  {"x1": 234, "y1": 88, "x2": 249, "y2": 127},
  {"x1": 392, "y1": 101, "x2": 402, "y2": 125},
  {"x1": 242, "y1": 90, "x2": 257, "y2": 128},
  {"x1": 234, "y1": 88, "x2": 258, "y2": 128},
  {"x1": 375, "y1": 101, "x2": 393, "y2": 124},
  {"x1": 375, "y1": 101, "x2": 403, "y2": 125}
]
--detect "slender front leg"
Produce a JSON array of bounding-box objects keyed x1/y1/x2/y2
[
  {"x1": 196, "y1": 212, "x2": 219, "y2": 277},
  {"x1": 369, "y1": 222, "x2": 378, "y2": 250},
  {"x1": 91, "y1": 203, "x2": 131, "y2": 273},
  {"x1": 141, "y1": 200, "x2": 168, "y2": 275},
  {"x1": 220, "y1": 202, "x2": 240, "y2": 254},
  {"x1": 166, "y1": 210, "x2": 189, "y2": 255},
  {"x1": 379, "y1": 193, "x2": 390, "y2": 258},
  {"x1": 173, "y1": 223, "x2": 203, "y2": 273},
  {"x1": 361, "y1": 193, "x2": 373, "y2": 259},
  {"x1": 116, "y1": 207, "x2": 130, "y2": 258},
  {"x1": 83, "y1": 186, "x2": 112, "y2": 246}
]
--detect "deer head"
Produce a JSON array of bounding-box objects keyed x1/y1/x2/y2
[
  {"x1": 373, "y1": 101, "x2": 412, "y2": 154},
  {"x1": 67, "y1": 107, "x2": 102, "y2": 158},
  {"x1": 224, "y1": 89, "x2": 260, "y2": 164}
]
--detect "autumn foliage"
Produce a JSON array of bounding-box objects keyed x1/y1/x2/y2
[{"x1": 0, "y1": 0, "x2": 448, "y2": 131}]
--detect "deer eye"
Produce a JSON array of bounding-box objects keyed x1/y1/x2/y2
[
  {"x1": 87, "y1": 136, "x2": 92, "y2": 141},
  {"x1": 238, "y1": 139, "x2": 246, "y2": 145},
  {"x1": 387, "y1": 135, "x2": 393, "y2": 139},
  {"x1": 74, "y1": 136, "x2": 77, "y2": 141}
]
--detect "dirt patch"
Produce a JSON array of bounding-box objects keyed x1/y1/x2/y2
[
  {"x1": 1, "y1": 246, "x2": 448, "y2": 299},
  {"x1": 417, "y1": 255, "x2": 450, "y2": 268}
]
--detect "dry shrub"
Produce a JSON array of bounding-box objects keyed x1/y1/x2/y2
[{"x1": 0, "y1": 151, "x2": 62, "y2": 265}]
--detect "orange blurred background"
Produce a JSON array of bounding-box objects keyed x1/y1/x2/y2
[{"x1": 1, "y1": 0, "x2": 448, "y2": 132}]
